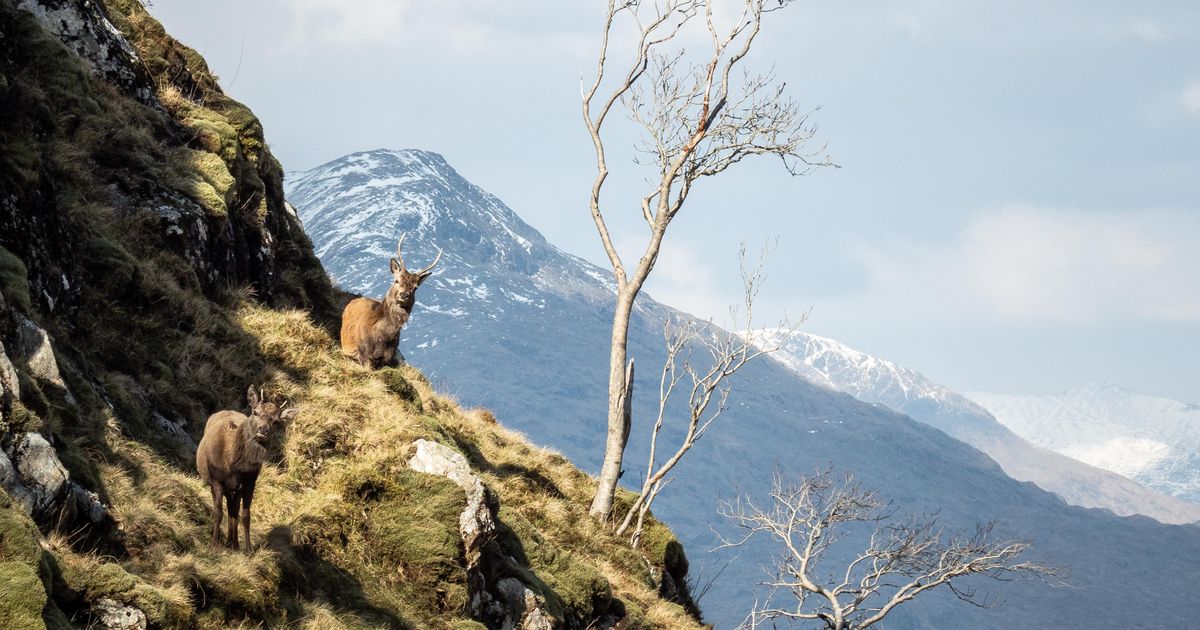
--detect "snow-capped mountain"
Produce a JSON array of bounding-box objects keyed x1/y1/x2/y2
[
  {"x1": 968, "y1": 384, "x2": 1200, "y2": 502},
  {"x1": 754, "y1": 329, "x2": 1200, "y2": 523},
  {"x1": 287, "y1": 149, "x2": 1200, "y2": 629}
]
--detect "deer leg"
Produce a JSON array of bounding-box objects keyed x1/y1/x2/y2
[
  {"x1": 357, "y1": 343, "x2": 372, "y2": 369},
  {"x1": 209, "y1": 483, "x2": 224, "y2": 547},
  {"x1": 241, "y1": 474, "x2": 258, "y2": 556},
  {"x1": 226, "y1": 491, "x2": 240, "y2": 550}
]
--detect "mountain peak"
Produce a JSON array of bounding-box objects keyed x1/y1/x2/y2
[{"x1": 285, "y1": 148, "x2": 555, "y2": 289}]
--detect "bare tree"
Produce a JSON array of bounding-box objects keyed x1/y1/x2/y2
[
  {"x1": 719, "y1": 469, "x2": 1062, "y2": 629},
  {"x1": 614, "y1": 244, "x2": 792, "y2": 546},
  {"x1": 583, "y1": 0, "x2": 829, "y2": 519}
]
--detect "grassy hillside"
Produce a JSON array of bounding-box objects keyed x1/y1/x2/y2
[{"x1": 0, "y1": 1, "x2": 702, "y2": 627}]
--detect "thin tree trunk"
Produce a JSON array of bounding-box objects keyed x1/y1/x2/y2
[{"x1": 590, "y1": 304, "x2": 636, "y2": 519}]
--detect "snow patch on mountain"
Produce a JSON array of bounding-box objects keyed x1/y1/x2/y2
[
  {"x1": 750, "y1": 329, "x2": 1200, "y2": 522},
  {"x1": 967, "y1": 384, "x2": 1200, "y2": 502}
]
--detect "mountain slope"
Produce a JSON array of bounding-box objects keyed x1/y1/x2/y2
[
  {"x1": 0, "y1": 3, "x2": 700, "y2": 628},
  {"x1": 968, "y1": 383, "x2": 1200, "y2": 502},
  {"x1": 290, "y1": 148, "x2": 1200, "y2": 629},
  {"x1": 754, "y1": 329, "x2": 1200, "y2": 524}
]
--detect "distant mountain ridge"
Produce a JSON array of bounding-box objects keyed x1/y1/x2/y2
[
  {"x1": 288, "y1": 149, "x2": 1200, "y2": 629},
  {"x1": 968, "y1": 383, "x2": 1200, "y2": 502},
  {"x1": 753, "y1": 329, "x2": 1200, "y2": 524}
]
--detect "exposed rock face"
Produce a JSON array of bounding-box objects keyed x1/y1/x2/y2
[
  {"x1": 12, "y1": 317, "x2": 76, "y2": 405},
  {"x1": 14, "y1": 0, "x2": 155, "y2": 103},
  {"x1": 93, "y1": 597, "x2": 148, "y2": 630},
  {"x1": 0, "y1": 342, "x2": 18, "y2": 399},
  {"x1": 153, "y1": 409, "x2": 197, "y2": 452},
  {"x1": 407, "y1": 438, "x2": 499, "y2": 618},
  {"x1": 0, "y1": 449, "x2": 36, "y2": 513},
  {"x1": 69, "y1": 481, "x2": 111, "y2": 525},
  {"x1": 407, "y1": 439, "x2": 497, "y2": 550},
  {"x1": 0, "y1": 341, "x2": 19, "y2": 422},
  {"x1": 496, "y1": 578, "x2": 554, "y2": 630},
  {"x1": 10, "y1": 432, "x2": 68, "y2": 517}
]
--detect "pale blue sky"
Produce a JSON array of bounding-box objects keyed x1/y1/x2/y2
[{"x1": 149, "y1": 1, "x2": 1200, "y2": 403}]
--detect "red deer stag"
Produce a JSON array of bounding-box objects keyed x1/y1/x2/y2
[
  {"x1": 340, "y1": 235, "x2": 441, "y2": 369},
  {"x1": 196, "y1": 386, "x2": 297, "y2": 554}
]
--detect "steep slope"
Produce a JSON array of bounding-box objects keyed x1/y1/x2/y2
[
  {"x1": 291, "y1": 148, "x2": 1200, "y2": 629},
  {"x1": 0, "y1": 2, "x2": 701, "y2": 628},
  {"x1": 969, "y1": 383, "x2": 1200, "y2": 502},
  {"x1": 754, "y1": 329, "x2": 1200, "y2": 524}
]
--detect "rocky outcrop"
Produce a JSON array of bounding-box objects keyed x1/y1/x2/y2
[
  {"x1": 407, "y1": 439, "x2": 498, "y2": 618},
  {"x1": 0, "y1": 340, "x2": 19, "y2": 422},
  {"x1": 0, "y1": 448, "x2": 36, "y2": 513},
  {"x1": 406, "y1": 439, "x2": 567, "y2": 629},
  {"x1": 1, "y1": 431, "x2": 111, "y2": 526},
  {"x1": 496, "y1": 578, "x2": 554, "y2": 630},
  {"x1": 11, "y1": 317, "x2": 76, "y2": 406},
  {"x1": 10, "y1": 431, "x2": 68, "y2": 517},
  {"x1": 407, "y1": 439, "x2": 497, "y2": 551},
  {"x1": 93, "y1": 597, "x2": 148, "y2": 630},
  {"x1": 14, "y1": 0, "x2": 155, "y2": 103},
  {"x1": 152, "y1": 409, "x2": 197, "y2": 452}
]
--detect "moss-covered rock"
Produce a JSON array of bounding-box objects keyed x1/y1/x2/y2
[
  {"x1": 497, "y1": 506, "x2": 613, "y2": 624},
  {"x1": 380, "y1": 367, "x2": 423, "y2": 411},
  {"x1": 0, "y1": 246, "x2": 32, "y2": 314},
  {"x1": 0, "y1": 493, "x2": 49, "y2": 629}
]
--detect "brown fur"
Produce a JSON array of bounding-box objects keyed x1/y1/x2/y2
[
  {"x1": 195, "y1": 386, "x2": 297, "y2": 554},
  {"x1": 340, "y1": 237, "x2": 440, "y2": 369}
]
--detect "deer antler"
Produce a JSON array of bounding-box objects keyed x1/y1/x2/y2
[
  {"x1": 394, "y1": 234, "x2": 407, "y2": 271},
  {"x1": 416, "y1": 248, "x2": 443, "y2": 276}
]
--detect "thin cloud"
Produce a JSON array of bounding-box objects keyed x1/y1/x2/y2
[
  {"x1": 1182, "y1": 81, "x2": 1200, "y2": 114},
  {"x1": 846, "y1": 205, "x2": 1200, "y2": 325},
  {"x1": 278, "y1": 0, "x2": 592, "y2": 57}
]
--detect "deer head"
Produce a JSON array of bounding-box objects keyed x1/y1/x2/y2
[
  {"x1": 245, "y1": 385, "x2": 298, "y2": 445},
  {"x1": 385, "y1": 234, "x2": 442, "y2": 313}
]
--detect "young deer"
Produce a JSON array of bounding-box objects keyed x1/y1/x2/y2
[
  {"x1": 340, "y1": 235, "x2": 441, "y2": 369},
  {"x1": 195, "y1": 386, "x2": 297, "y2": 554}
]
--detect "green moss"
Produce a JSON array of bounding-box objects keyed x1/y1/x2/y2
[
  {"x1": 180, "y1": 148, "x2": 235, "y2": 200},
  {"x1": 0, "y1": 495, "x2": 43, "y2": 567},
  {"x1": 640, "y1": 521, "x2": 688, "y2": 579},
  {"x1": 179, "y1": 111, "x2": 240, "y2": 162},
  {"x1": 3, "y1": 400, "x2": 42, "y2": 435},
  {"x1": 172, "y1": 172, "x2": 228, "y2": 217},
  {"x1": 290, "y1": 463, "x2": 468, "y2": 623},
  {"x1": 379, "y1": 368, "x2": 422, "y2": 411},
  {"x1": 497, "y1": 507, "x2": 612, "y2": 623},
  {"x1": 0, "y1": 497, "x2": 50, "y2": 630},
  {"x1": 0, "y1": 562, "x2": 47, "y2": 629},
  {"x1": 0, "y1": 246, "x2": 32, "y2": 313},
  {"x1": 53, "y1": 552, "x2": 193, "y2": 627}
]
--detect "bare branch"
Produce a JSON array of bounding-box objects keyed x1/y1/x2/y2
[
  {"x1": 586, "y1": 0, "x2": 830, "y2": 520},
  {"x1": 718, "y1": 468, "x2": 1064, "y2": 629},
  {"x1": 616, "y1": 243, "x2": 791, "y2": 544}
]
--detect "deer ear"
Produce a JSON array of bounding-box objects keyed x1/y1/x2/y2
[
  {"x1": 416, "y1": 270, "x2": 433, "y2": 284},
  {"x1": 389, "y1": 258, "x2": 402, "y2": 276},
  {"x1": 247, "y1": 385, "x2": 260, "y2": 408},
  {"x1": 281, "y1": 408, "x2": 300, "y2": 423}
]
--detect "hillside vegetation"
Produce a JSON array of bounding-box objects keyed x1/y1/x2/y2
[{"x1": 0, "y1": 1, "x2": 701, "y2": 627}]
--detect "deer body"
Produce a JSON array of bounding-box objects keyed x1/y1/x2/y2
[
  {"x1": 196, "y1": 387, "x2": 296, "y2": 554},
  {"x1": 340, "y1": 235, "x2": 440, "y2": 369}
]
